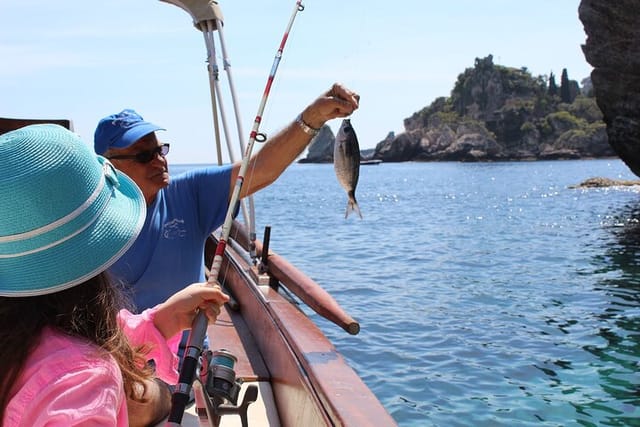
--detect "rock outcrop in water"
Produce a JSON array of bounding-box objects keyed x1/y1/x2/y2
[
  {"x1": 568, "y1": 177, "x2": 640, "y2": 189},
  {"x1": 298, "y1": 125, "x2": 334, "y2": 163},
  {"x1": 579, "y1": 0, "x2": 640, "y2": 178},
  {"x1": 299, "y1": 125, "x2": 377, "y2": 164}
]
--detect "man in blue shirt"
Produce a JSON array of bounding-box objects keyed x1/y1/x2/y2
[{"x1": 94, "y1": 83, "x2": 359, "y2": 312}]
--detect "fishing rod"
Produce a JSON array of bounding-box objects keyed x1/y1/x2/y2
[{"x1": 166, "y1": 1, "x2": 305, "y2": 424}]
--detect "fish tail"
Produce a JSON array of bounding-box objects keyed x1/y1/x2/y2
[{"x1": 345, "y1": 194, "x2": 363, "y2": 219}]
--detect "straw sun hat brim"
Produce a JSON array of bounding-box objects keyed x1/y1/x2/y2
[{"x1": 0, "y1": 125, "x2": 146, "y2": 297}]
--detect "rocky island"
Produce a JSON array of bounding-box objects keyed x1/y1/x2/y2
[{"x1": 301, "y1": 54, "x2": 612, "y2": 164}]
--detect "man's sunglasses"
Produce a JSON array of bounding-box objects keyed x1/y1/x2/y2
[{"x1": 108, "y1": 143, "x2": 170, "y2": 164}]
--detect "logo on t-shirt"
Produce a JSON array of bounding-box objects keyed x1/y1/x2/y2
[{"x1": 163, "y1": 218, "x2": 187, "y2": 239}]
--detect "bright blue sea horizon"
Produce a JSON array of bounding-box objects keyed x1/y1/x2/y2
[{"x1": 174, "y1": 159, "x2": 640, "y2": 426}]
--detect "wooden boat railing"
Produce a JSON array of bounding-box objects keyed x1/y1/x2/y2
[
  {"x1": 0, "y1": 117, "x2": 74, "y2": 135},
  {"x1": 226, "y1": 219, "x2": 360, "y2": 335}
]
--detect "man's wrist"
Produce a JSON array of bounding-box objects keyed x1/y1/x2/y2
[{"x1": 295, "y1": 113, "x2": 320, "y2": 137}]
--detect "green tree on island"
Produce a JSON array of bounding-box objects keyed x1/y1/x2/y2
[
  {"x1": 560, "y1": 68, "x2": 571, "y2": 103},
  {"x1": 548, "y1": 71, "x2": 558, "y2": 96}
]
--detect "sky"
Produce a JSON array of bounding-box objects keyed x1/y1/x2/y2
[{"x1": 1, "y1": 0, "x2": 593, "y2": 164}]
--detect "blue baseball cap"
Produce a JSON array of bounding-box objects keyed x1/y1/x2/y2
[{"x1": 94, "y1": 109, "x2": 165, "y2": 155}]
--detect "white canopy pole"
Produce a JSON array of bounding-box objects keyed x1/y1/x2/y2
[{"x1": 160, "y1": 0, "x2": 256, "y2": 257}]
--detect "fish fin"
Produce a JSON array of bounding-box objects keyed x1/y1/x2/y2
[{"x1": 345, "y1": 197, "x2": 363, "y2": 219}]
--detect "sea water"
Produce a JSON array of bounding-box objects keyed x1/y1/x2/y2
[{"x1": 173, "y1": 159, "x2": 640, "y2": 426}]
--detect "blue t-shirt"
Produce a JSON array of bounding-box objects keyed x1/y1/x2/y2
[{"x1": 109, "y1": 165, "x2": 232, "y2": 310}]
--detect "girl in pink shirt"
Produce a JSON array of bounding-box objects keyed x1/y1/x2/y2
[{"x1": 0, "y1": 124, "x2": 228, "y2": 426}]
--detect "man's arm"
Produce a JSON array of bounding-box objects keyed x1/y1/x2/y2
[{"x1": 232, "y1": 83, "x2": 360, "y2": 199}]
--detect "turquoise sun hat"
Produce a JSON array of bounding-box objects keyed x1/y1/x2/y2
[{"x1": 0, "y1": 124, "x2": 146, "y2": 297}]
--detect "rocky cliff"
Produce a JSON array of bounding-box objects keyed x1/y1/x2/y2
[
  {"x1": 298, "y1": 125, "x2": 335, "y2": 163},
  {"x1": 579, "y1": 0, "x2": 640, "y2": 177}
]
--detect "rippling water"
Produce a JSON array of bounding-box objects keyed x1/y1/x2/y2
[{"x1": 175, "y1": 159, "x2": 640, "y2": 426}]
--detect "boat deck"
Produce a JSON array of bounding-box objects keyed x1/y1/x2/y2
[
  {"x1": 182, "y1": 381, "x2": 279, "y2": 427},
  {"x1": 177, "y1": 305, "x2": 281, "y2": 426}
]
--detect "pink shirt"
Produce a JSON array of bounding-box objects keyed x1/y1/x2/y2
[{"x1": 3, "y1": 308, "x2": 181, "y2": 427}]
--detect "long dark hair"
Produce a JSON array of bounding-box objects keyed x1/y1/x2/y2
[{"x1": 0, "y1": 272, "x2": 153, "y2": 418}]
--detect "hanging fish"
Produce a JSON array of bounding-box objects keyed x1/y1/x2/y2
[{"x1": 333, "y1": 118, "x2": 363, "y2": 219}]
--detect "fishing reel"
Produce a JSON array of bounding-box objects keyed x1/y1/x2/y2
[
  {"x1": 198, "y1": 348, "x2": 258, "y2": 427},
  {"x1": 203, "y1": 349, "x2": 240, "y2": 403}
]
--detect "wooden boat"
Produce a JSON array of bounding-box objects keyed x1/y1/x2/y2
[{"x1": 0, "y1": 120, "x2": 395, "y2": 426}]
